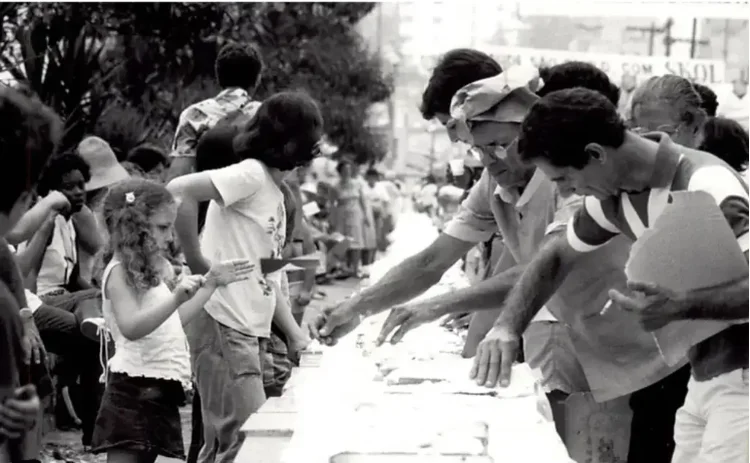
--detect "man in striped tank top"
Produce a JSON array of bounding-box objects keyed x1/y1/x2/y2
[{"x1": 491, "y1": 87, "x2": 748, "y2": 463}]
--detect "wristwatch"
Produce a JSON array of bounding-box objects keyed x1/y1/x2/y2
[{"x1": 19, "y1": 307, "x2": 34, "y2": 321}]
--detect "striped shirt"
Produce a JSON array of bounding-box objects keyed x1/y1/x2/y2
[{"x1": 568, "y1": 133, "x2": 749, "y2": 381}]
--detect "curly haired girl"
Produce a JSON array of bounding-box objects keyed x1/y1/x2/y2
[{"x1": 91, "y1": 178, "x2": 253, "y2": 463}]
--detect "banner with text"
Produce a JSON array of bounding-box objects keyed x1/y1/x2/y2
[{"x1": 420, "y1": 46, "x2": 727, "y2": 85}]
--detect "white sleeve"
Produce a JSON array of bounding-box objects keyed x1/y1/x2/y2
[{"x1": 209, "y1": 159, "x2": 266, "y2": 207}]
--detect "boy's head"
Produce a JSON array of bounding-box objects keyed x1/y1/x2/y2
[
  {"x1": 0, "y1": 88, "x2": 62, "y2": 235},
  {"x1": 537, "y1": 61, "x2": 620, "y2": 106},
  {"x1": 518, "y1": 87, "x2": 627, "y2": 199},
  {"x1": 126, "y1": 143, "x2": 170, "y2": 179},
  {"x1": 699, "y1": 117, "x2": 749, "y2": 173},
  {"x1": 37, "y1": 152, "x2": 92, "y2": 214},
  {"x1": 691, "y1": 82, "x2": 719, "y2": 117},
  {"x1": 233, "y1": 91, "x2": 323, "y2": 172},
  {"x1": 420, "y1": 48, "x2": 503, "y2": 124},
  {"x1": 215, "y1": 43, "x2": 264, "y2": 93}
]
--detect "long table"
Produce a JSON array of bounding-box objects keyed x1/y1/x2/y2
[{"x1": 236, "y1": 212, "x2": 574, "y2": 462}]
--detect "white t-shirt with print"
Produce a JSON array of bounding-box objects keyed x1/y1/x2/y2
[{"x1": 200, "y1": 159, "x2": 286, "y2": 337}]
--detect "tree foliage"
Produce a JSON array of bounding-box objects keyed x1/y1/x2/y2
[{"x1": 0, "y1": 2, "x2": 391, "y2": 163}]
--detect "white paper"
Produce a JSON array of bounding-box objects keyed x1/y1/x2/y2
[
  {"x1": 625, "y1": 191, "x2": 748, "y2": 366},
  {"x1": 302, "y1": 201, "x2": 320, "y2": 217}
]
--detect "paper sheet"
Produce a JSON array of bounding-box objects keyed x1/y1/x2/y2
[
  {"x1": 625, "y1": 191, "x2": 748, "y2": 366},
  {"x1": 302, "y1": 201, "x2": 321, "y2": 217}
]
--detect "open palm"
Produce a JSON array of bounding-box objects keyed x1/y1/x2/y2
[{"x1": 206, "y1": 259, "x2": 255, "y2": 286}]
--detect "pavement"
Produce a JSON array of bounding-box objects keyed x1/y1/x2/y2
[{"x1": 39, "y1": 277, "x2": 362, "y2": 463}]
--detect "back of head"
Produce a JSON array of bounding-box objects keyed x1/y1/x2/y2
[
  {"x1": 126, "y1": 143, "x2": 168, "y2": 173},
  {"x1": 233, "y1": 91, "x2": 323, "y2": 171},
  {"x1": 36, "y1": 152, "x2": 92, "y2": 196},
  {"x1": 215, "y1": 42, "x2": 264, "y2": 91},
  {"x1": 692, "y1": 83, "x2": 719, "y2": 117},
  {"x1": 0, "y1": 87, "x2": 62, "y2": 214},
  {"x1": 699, "y1": 117, "x2": 749, "y2": 173},
  {"x1": 519, "y1": 88, "x2": 626, "y2": 169},
  {"x1": 420, "y1": 48, "x2": 503, "y2": 120},
  {"x1": 630, "y1": 75, "x2": 706, "y2": 129},
  {"x1": 537, "y1": 61, "x2": 620, "y2": 106},
  {"x1": 101, "y1": 178, "x2": 176, "y2": 290}
]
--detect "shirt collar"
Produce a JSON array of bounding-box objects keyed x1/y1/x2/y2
[
  {"x1": 641, "y1": 132, "x2": 683, "y2": 189},
  {"x1": 493, "y1": 168, "x2": 546, "y2": 209},
  {"x1": 216, "y1": 87, "x2": 250, "y2": 100}
]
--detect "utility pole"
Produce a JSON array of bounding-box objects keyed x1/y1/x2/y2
[
  {"x1": 625, "y1": 21, "x2": 663, "y2": 56},
  {"x1": 663, "y1": 17, "x2": 709, "y2": 58},
  {"x1": 723, "y1": 18, "x2": 731, "y2": 62}
]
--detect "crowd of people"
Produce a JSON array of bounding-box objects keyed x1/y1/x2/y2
[
  {"x1": 0, "y1": 43, "x2": 403, "y2": 463},
  {"x1": 0, "y1": 40, "x2": 746, "y2": 463},
  {"x1": 309, "y1": 49, "x2": 749, "y2": 463}
]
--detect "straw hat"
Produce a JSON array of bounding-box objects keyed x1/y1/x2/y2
[{"x1": 77, "y1": 136, "x2": 130, "y2": 191}]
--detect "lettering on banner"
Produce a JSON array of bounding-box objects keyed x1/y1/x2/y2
[{"x1": 664, "y1": 61, "x2": 719, "y2": 85}]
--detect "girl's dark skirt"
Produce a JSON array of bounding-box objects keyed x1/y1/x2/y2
[{"x1": 91, "y1": 372, "x2": 186, "y2": 459}]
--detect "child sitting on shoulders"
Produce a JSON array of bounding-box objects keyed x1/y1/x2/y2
[{"x1": 90, "y1": 179, "x2": 252, "y2": 462}]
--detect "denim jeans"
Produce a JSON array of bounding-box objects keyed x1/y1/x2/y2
[{"x1": 184, "y1": 310, "x2": 267, "y2": 463}]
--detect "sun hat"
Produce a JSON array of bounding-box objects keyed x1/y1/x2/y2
[{"x1": 77, "y1": 136, "x2": 130, "y2": 191}]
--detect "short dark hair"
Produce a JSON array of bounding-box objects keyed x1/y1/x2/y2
[
  {"x1": 420, "y1": 49, "x2": 502, "y2": 120},
  {"x1": 692, "y1": 83, "x2": 719, "y2": 117},
  {"x1": 215, "y1": 43, "x2": 264, "y2": 90},
  {"x1": 699, "y1": 117, "x2": 748, "y2": 172},
  {"x1": 126, "y1": 143, "x2": 168, "y2": 173},
  {"x1": 537, "y1": 61, "x2": 620, "y2": 106},
  {"x1": 37, "y1": 152, "x2": 92, "y2": 196},
  {"x1": 233, "y1": 92, "x2": 323, "y2": 171},
  {"x1": 0, "y1": 88, "x2": 62, "y2": 213},
  {"x1": 336, "y1": 159, "x2": 354, "y2": 175},
  {"x1": 365, "y1": 168, "x2": 380, "y2": 178},
  {"x1": 518, "y1": 88, "x2": 627, "y2": 169}
]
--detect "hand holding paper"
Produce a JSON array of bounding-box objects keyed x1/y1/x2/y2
[{"x1": 619, "y1": 191, "x2": 748, "y2": 366}]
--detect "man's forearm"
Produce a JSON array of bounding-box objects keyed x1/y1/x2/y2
[
  {"x1": 684, "y1": 277, "x2": 749, "y2": 321},
  {"x1": 173, "y1": 197, "x2": 208, "y2": 274},
  {"x1": 6, "y1": 199, "x2": 55, "y2": 245},
  {"x1": 353, "y1": 255, "x2": 447, "y2": 317},
  {"x1": 428, "y1": 265, "x2": 526, "y2": 316},
  {"x1": 494, "y1": 238, "x2": 568, "y2": 333}
]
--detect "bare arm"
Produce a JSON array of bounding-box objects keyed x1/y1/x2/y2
[
  {"x1": 6, "y1": 195, "x2": 63, "y2": 246},
  {"x1": 420, "y1": 264, "x2": 527, "y2": 317},
  {"x1": 270, "y1": 279, "x2": 308, "y2": 345},
  {"x1": 106, "y1": 265, "x2": 182, "y2": 341},
  {"x1": 683, "y1": 277, "x2": 749, "y2": 321},
  {"x1": 71, "y1": 206, "x2": 103, "y2": 256},
  {"x1": 494, "y1": 233, "x2": 581, "y2": 334},
  {"x1": 14, "y1": 217, "x2": 55, "y2": 278},
  {"x1": 167, "y1": 157, "x2": 195, "y2": 183},
  {"x1": 168, "y1": 171, "x2": 222, "y2": 274},
  {"x1": 348, "y1": 233, "x2": 475, "y2": 317},
  {"x1": 176, "y1": 284, "x2": 217, "y2": 326}
]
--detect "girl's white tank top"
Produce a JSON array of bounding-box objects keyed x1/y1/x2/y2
[{"x1": 101, "y1": 259, "x2": 191, "y2": 388}]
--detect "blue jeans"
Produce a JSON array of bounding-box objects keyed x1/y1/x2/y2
[{"x1": 184, "y1": 310, "x2": 267, "y2": 463}]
